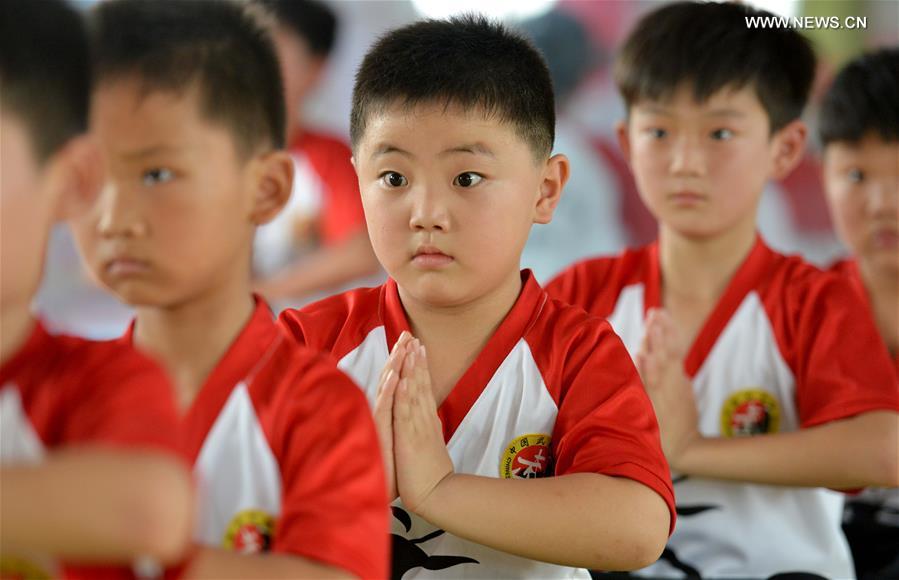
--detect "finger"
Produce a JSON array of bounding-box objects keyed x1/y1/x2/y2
[
  {"x1": 375, "y1": 368, "x2": 398, "y2": 415},
  {"x1": 414, "y1": 344, "x2": 436, "y2": 409},
  {"x1": 378, "y1": 341, "x2": 408, "y2": 395},
  {"x1": 401, "y1": 343, "x2": 418, "y2": 381},
  {"x1": 394, "y1": 378, "x2": 412, "y2": 423}
]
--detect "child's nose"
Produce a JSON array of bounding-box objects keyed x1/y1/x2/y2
[
  {"x1": 408, "y1": 186, "x2": 450, "y2": 232},
  {"x1": 669, "y1": 136, "x2": 705, "y2": 177},
  {"x1": 97, "y1": 184, "x2": 147, "y2": 238}
]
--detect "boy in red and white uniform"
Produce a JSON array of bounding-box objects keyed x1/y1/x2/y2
[
  {"x1": 252, "y1": 0, "x2": 382, "y2": 305},
  {"x1": 280, "y1": 15, "x2": 675, "y2": 579},
  {"x1": 819, "y1": 48, "x2": 899, "y2": 579},
  {"x1": 548, "y1": 3, "x2": 899, "y2": 578},
  {"x1": 0, "y1": 0, "x2": 192, "y2": 577},
  {"x1": 71, "y1": 1, "x2": 388, "y2": 577}
]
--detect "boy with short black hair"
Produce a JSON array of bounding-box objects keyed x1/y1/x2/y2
[
  {"x1": 72, "y1": 0, "x2": 388, "y2": 577},
  {"x1": 0, "y1": 0, "x2": 193, "y2": 576},
  {"x1": 280, "y1": 14, "x2": 675, "y2": 578},
  {"x1": 251, "y1": 0, "x2": 381, "y2": 305},
  {"x1": 548, "y1": 2, "x2": 899, "y2": 578},
  {"x1": 819, "y1": 47, "x2": 899, "y2": 579}
]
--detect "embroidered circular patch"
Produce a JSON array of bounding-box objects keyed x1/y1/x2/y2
[
  {"x1": 223, "y1": 509, "x2": 275, "y2": 553},
  {"x1": 500, "y1": 433, "x2": 553, "y2": 479},
  {"x1": 720, "y1": 389, "x2": 781, "y2": 437}
]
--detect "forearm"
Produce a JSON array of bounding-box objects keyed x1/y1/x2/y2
[
  {"x1": 0, "y1": 448, "x2": 193, "y2": 563},
  {"x1": 257, "y1": 232, "x2": 380, "y2": 301},
  {"x1": 418, "y1": 472, "x2": 669, "y2": 571},
  {"x1": 182, "y1": 547, "x2": 354, "y2": 579},
  {"x1": 677, "y1": 410, "x2": 899, "y2": 488}
]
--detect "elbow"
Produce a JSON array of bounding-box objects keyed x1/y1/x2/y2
[
  {"x1": 617, "y1": 519, "x2": 668, "y2": 571},
  {"x1": 120, "y1": 455, "x2": 195, "y2": 563}
]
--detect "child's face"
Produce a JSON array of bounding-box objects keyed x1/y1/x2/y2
[
  {"x1": 72, "y1": 80, "x2": 279, "y2": 308},
  {"x1": 0, "y1": 113, "x2": 56, "y2": 308},
  {"x1": 620, "y1": 85, "x2": 805, "y2": 240},
  {"x1": 824, "y1": 133, "x2": 899, "y2": 274},
  {"x1": 353, "y1": 102, "x2": 564, "y2": 308}
]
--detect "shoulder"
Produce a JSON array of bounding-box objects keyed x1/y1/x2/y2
[
  {"x1": 48, "y1": 333, "x2": 169, "y2": 396},
  {"x1": 278, "y1": 285, "x2": 383, "y2": 360},
  {"x1": 546, "y1": 246, "x2": 651, "y2": 316},
  {"x1": 526, "y1": 296, "x2": 634, "y2": 400}
]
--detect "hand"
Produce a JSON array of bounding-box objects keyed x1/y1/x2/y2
[
  {"x1": 635, "y1": 308, "x2": 700, "y2": 470},
  {"x1": 393, "y1": 340, "x2": 455, "y2": 519},
  {"x1": 374, "y1": 332, "x2": 414, "y2": 501}
]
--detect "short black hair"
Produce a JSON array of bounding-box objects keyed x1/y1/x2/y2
[
  {"x1": 819, "y1": 48, "x2": 899, "y2": 146},
  {"x1": 0, "y1": 0, "x2": 90, "y2": 162},
  {"x1": 350, "y1": 14, "x2": 555, "y2": 158},
  {"x1": 91, "y1": 0, "x2": 285, "y2": 154},
  {"x1": 254, "y1": 0, "x2": 337, "y2": 57},
  {"x1": 615, "y1": 1, "x2": 816, "y2": 133}
]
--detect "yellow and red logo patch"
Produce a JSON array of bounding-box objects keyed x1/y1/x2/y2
[
  {"x1": 500, "y1": 433, "x2": 553, "y2": 479},
  {"x1": 223, "y1": 509, "x2": 275, "y2": 554},
  {"x1": 0, "y1": 556, "x2": 52, "y2": 580},
  {"x1": 720, "y1": 389, "x2": 781, "y2": 437}
]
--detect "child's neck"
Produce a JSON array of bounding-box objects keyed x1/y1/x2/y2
[
  {"x1": 858, "y1": 258, "x2": 899, "y2": 358},
  {"x1": 133, "y1": 277, "x2": 255, "y2": 412},
  {"x1": 398, "y1": 270, "x2": 523, "y2": 405},
  {"x1": 0, "y1": 302, "x2": 35, "y2": 367},
  {"x1": 657, "y1": 220, "x2": 757, "y2": 346}
]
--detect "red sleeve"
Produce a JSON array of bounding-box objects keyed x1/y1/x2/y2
[
  {"x1": 545, "y1": 257, "x2": 620, "y2": 318},
  {"x1": 776, "y1": 270, "x2": 899, "y2": 428},
  {"x1": 269, "y1": 353, "x2": 389, "y2": 579},
  {"x1": 302, "y1": 135, "x2": 366, "y2": 246},
  {"x1": 61, "y1": 342, "x2": 181, "y2": 455},
  {"x1": 539, "y1": 315, "x2": 676, "y2": 535}
]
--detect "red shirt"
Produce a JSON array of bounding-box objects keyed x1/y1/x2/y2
[
  {"x1": 279, "y1": 272, "x2": 675, "y2": 578},
  {"x1": 547, "y1": 237, "x2": 899, "y2": 577},
  {"x1": 829, "y1": 257, "x2": 899, "y2": 374},
  {"x1": 126, "y1": 299, "x2": 388, "y2": 579},
  {"x1": 0, "y1": 321, "x2": 181, "y2": 579}
]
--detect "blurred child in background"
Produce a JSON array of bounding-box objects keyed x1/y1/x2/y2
[
  {"x1": 71, "y1": 0, "x2": 388, "y2": 576},
  {"x1": 252, "y1": 0, "x2": 382, "y2": 308},
  {"x1": 548, "y1": 2, "x2": 899, "y2": 577},
  {"x1": 819, "y1": 47, "x2": 899, "y2": 580},
  {"x1": 0, "y1": 0, "x2": 192, "y2": 576}
]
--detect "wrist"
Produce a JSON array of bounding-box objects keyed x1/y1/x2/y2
[
  {"x1": 669, "y1": 431, "x2": 705, "y2": 473},
  {"x1": 413, "y1": 471, "x2": 458, "y2": 524}
]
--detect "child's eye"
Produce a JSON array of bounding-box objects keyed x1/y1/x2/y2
[
  {"x1": 379, "y1": 171, "x2": 408, "y2": 188},
  {"x1": 141, "y1": 168, "x2": 174, "y2": 186},
  {"x1": 847, "y1": 168, "x2": 864, "y2": 183},
  {"x1": 453, "y1": 172, "x2": 483, "y2": 188},
  {"x1": 646, "y1": 128, "x2": 667, "y2": 139},
  {"x1": 711, "y1": 128, "x2": 734, "y2": 141}
]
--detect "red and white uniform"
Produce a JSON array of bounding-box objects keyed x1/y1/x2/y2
[
  {"x1": 279, "y1": 271, "x2": 676, "y2": 579},
  {"x1": 0, "y1": 322, "x2": 181, "y2": 579},
  {"x1": 125, "y1": 299, "x2": 388, "y2": 579},
  {"x1": 547, "y1": 237, "x2": 899, "y2": 579},
  {"x1": 254, "y1": 131, "x2": 366, "y2": 278}
]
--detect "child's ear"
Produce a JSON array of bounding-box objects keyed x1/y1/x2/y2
[
  {"x1": 533, "y1": 153, "x2": 570, "y2": 225},
  {"x1": 53, "y1": 134, "x2": 105, "y2": 222},
  {"x1": 250, "y1": 150, "x2": 293, "y2": 226},
  {"x1": 769, "y1": 119, "x2": 807, "y2": 180},
  {"x1": 616, "y1": 120, "x2": 632, "y2": 166}
]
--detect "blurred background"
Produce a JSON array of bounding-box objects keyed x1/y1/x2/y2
[{"x1": 36, "y1": 0, "x2": 899, "y2": 339}]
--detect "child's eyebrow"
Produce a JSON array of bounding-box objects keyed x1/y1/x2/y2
[
  {"x1": 440, "y1": 143, "x2": 495, "y2": 158},
  {"x1": 703, "y1": 109, "x2": 747, "y2": 119},
  {"x1": 370, "y1": 144, "x2": 412, "y2": 160},
  {"x1": 120, "y1": 144, "x2": 183, "y2": 161}
]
